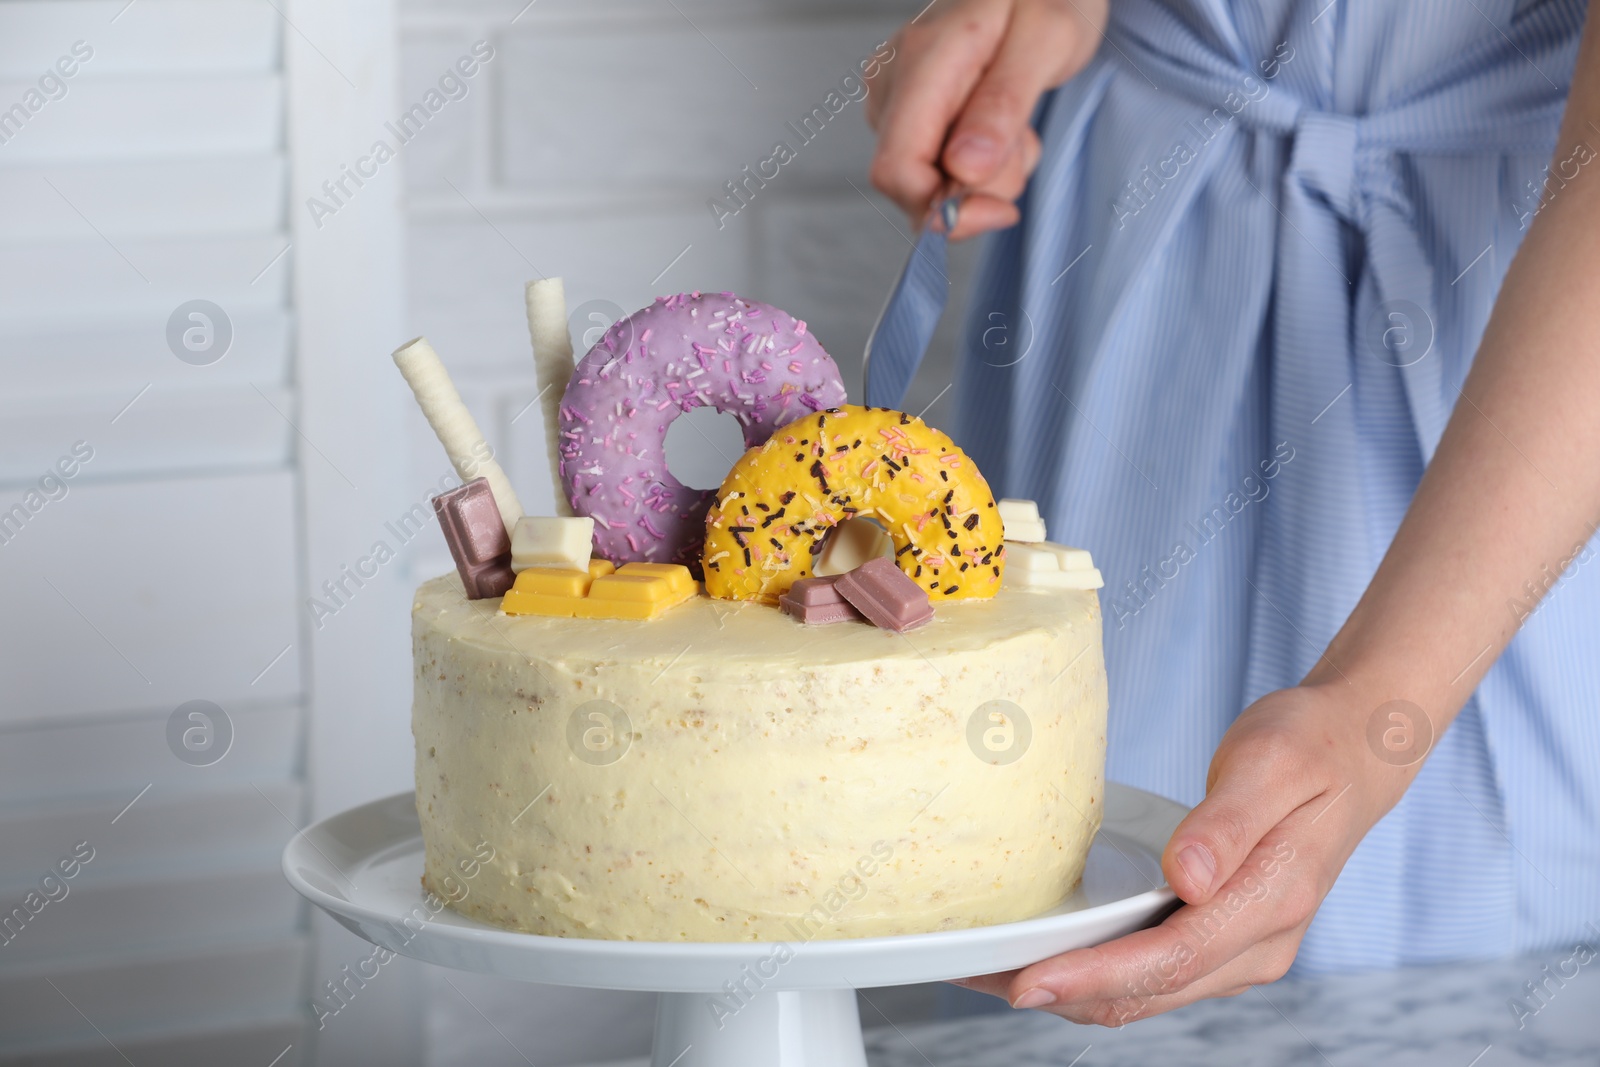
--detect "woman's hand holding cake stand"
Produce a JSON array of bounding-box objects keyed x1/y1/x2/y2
[{"x1": 955, "y1": 683, "x2": 1401, "y2": 1022}]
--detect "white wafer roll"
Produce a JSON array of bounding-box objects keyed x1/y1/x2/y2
[
  {"x1": 392, "y1": 336, "x2": 523, "y2": 535},
  {"x1": 524, "y1": 278, "x2": 576, "y2": 517}
]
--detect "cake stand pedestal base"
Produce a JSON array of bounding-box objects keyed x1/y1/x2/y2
[{"x1": 652, "y1": 989, "x2": 866, "y2": 1067}]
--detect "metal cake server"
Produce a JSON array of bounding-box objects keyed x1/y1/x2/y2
[{"x1": 862, "y1": 193, "x2": 961, "y2": 408}]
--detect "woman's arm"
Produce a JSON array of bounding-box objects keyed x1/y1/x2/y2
[
  {"x1": 962, "y1": 9, "x2": 1600, "y2": 1023},
  {"x1": 1309, "y1": 24, "x2": 1600, "y2": 719}
]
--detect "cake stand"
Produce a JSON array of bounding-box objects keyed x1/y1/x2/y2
[{"x1": 282, "y1": 783, "x2": 1186, "y2": 1067}]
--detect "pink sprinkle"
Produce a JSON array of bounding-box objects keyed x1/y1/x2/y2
[
  {"x1": 655, "y1": 399, "x2": 674, "y2": 410},
  {"x1": 641, "y1": 328, "x2": 652, "y2": 343},
  {"x1": 627, "y1": 533, "x2": 640, "y2": 552},
  {"x1": 618, "y1": 486, "x2": 636, "y2": 503},
  {"x1": 939, "y1": 455, "x2": 963, "y2": 467},
  {"x1": 788, "y1": 361, "x2": 803, "y2": 373},
  {"x1": 638, "y1": 514, "x2": 664, "y2": 538},
  {"x1": 795, "y1": 320, "x2": 807, "y2": 335},
  {"x1": 760, "y1": 361, "x2": 773, "y2": 371}
]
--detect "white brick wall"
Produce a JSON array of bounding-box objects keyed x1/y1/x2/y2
[{"x1": 396, "y1": 2, "x2": 973, "y2": 1062}]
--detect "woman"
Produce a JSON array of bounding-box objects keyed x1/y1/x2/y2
[{"x1": 866, "y1": 0, "x2": 1600, "y2": 1024}]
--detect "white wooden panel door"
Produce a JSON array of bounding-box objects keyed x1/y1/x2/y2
[{"x1": 0, "y1": 1, "x2": 415, "y2": 1064}]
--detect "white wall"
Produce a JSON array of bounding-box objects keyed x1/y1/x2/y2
[{"x1": 0, "y1": 3, "x2": 310, "y2": 1063}]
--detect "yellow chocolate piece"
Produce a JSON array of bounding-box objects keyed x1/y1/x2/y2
[
  {"x1": 500, "y1": 566, "x2": 592, "y2": 616},
  {"x1": 499, "y1": 559, "x2": 694, "y2": 620},
  {"x1": 579, "y1": 564, "x2": 696, "y2": 619},
  {"x1": 515, "y1": 568, "x2": 592, "y2": 597},
  {"x1": 702, "y1": 405, "x2": 1005, "y2": 603},
  {"x1": 614, "y1": 562, "x2": 695, "y2": 598}
]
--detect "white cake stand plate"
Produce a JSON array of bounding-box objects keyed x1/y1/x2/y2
[{"x1": 283, "y1": 783, "x2": 1186, "y2": 1067}]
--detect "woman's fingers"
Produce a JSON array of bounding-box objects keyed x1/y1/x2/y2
[
  {"x1": 868, "y1": 0, "x2": 1013, "y2": 219},
  {"x1": 928, "y1": 129, "x2": 1037, "y2": 238},
  {"x1": 868, "y1": 0, "x2": 1102, "y2": 236},
  {"x1": 1162, "y1": 721, "x2": 1323, "y2": 903},
  {"x1": 1001, "y1": 826, "x2": 1317, "y2": 1021},
  {"x1": 941, "y1": 0, "x2": 1099, "y2": 187},
  {"x1": 946, "y1": 194, "x2": 1022, "y2": 239},
  {"x1": 1047, "y1": 928, "x2": 1306, "y2": 1025}
]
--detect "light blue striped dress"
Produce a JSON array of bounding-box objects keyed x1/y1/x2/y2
[{"x1": 956, "y1": 0, "x2": 1600, "y2": 971}]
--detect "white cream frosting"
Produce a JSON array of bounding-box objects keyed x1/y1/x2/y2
[{"x1": 412, "y1": 574, "x2": 1108, "y2": 941}]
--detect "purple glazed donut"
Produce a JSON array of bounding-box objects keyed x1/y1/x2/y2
[{"x1": 558, "y1": 292, "x2": 848, "y2": 570}]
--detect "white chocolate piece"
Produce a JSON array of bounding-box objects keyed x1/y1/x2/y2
[
  {"x1": 1005, "y1": 543, "x2": 1061, "y2": 575},
  {"x1": 511, "y1": 515, "x2": 594, "y2": 573},
  {"x1": 1045, "y1": 544, "x2": 1095, "y2": 572},
  {"x1": 998, "y1": 498, "x2": 1047, "y2": 542},
  {"x1": 525, "y1": 278, "x2": 577, "y2": 518},
  {"x1": 814, "y1": 518, "x2": 895, "y2": 576},
  {"x1": 393, "y1": 337, "x2": 522, "y2": 535},
  {"x1": 1005, "y1": 520, "x2": 1048, "y2": 543},
  {"x1": 1056, "y1": 568, "x2": 1104, "y2": 590},
  {"x1": 1005, "y1": 542, "x2": 1104, "y2": 591}
]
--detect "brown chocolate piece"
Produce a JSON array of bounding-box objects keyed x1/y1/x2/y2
[
  {"x1": 779, "y1": 574, "x2": 863, "y2": 625},
  {"x1": 834, "y1": 556, "x2": 934, "y2": 632},
  {"x1": 434, "y1": 478, "x2": 515, "y2": 599}
]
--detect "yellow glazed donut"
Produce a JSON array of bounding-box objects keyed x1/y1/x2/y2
[{"x1": 702, "y1": 405, "x2": 1006, "y2": 602}]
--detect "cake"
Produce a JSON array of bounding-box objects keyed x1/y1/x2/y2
[{"x1": 400, "y1": 288, "x2": 1109, "y2": 942}]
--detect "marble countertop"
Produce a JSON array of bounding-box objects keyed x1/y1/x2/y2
[
  {"x1": 863, "y1": 950, "x2": 1600, "y2": 1067},
  {"x1": 584, "y1": 948, "x2": 1600, "y2": 1066}
]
